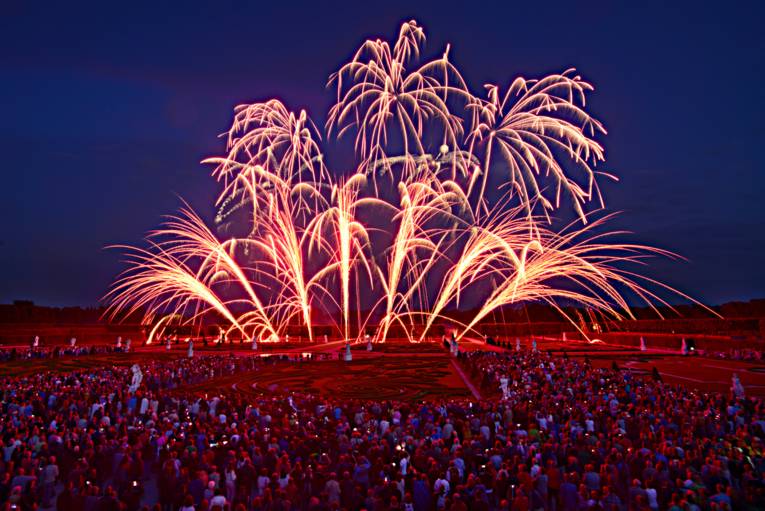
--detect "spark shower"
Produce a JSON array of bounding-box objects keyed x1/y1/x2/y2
[{"x1": 106, "y1": 20, "x2": 703, "y2": 343}]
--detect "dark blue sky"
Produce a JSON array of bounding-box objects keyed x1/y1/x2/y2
[{"x1": 1, "y1": 1, "x2": 763, "y2": 307}]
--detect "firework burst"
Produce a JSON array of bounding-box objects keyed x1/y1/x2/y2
[{"x1": 106, "y1": 20, "x2": 712, "y2": 343}]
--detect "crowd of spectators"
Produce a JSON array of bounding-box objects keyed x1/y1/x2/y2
[
  {"x1": 702, "y1": 349, "x2": 765, "y2": 362},
  {"x1": 0, "y1": 347, "x2": 763, "y2": 511},
  {"x1": 0, "y1": 344, "x2": 129, "y2": 362}
]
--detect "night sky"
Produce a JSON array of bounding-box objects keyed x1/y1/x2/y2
[{"x1": 1, "y1": 1, "x2": 763, "y2": 307}]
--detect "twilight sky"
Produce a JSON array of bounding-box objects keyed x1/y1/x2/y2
[{"x1": 1, "y1": 1, "x2": 763, "y2": 307}]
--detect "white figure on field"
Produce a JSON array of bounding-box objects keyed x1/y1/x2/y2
[
  {"x1": 33, "y1": 336, "x2": 39, "y2": 348},
  {"x1": 562, "y1": 332, "x2": 567, "y2": 342},
  {"x1": 116, "y1": 336, "x2": 122, "y2": 349},
  {"x1": 252, "y1": 337, "x2": 258, "y2": 350},
  {"x1": 324, "y1": 334, "x2": 328, "y2": 343},
  {"x1": 680, "y1": 338, "x2": 688, "y2": 356},
  {"x1": 516, "y1": 338, "x2": 521, "y2": 352},
  {"x1": 450, "y1": 331, "x2": 458, "y2": 356},
  {"x1": 70, "y1": 337, "x2": 77, "y2": 348},
  {"x1": 166, "y1": 338, "x2": 172, "y2": 350},
  {"x1": 187, "y1": 338, "x2": 194, "y2": 358},
  {"x1": 128, "y1": 364, "x2": 143, "y2": 394},
  {"x1": 500, "y1": 376, "x2": 510, "y2": 400},
  {"x1": 365, "y1": 334, "x2": 372, "y2": 351},
  {"x1": 344, "y1": 341, "x2": 352, "y2": 362},
  {"x1": 639, "y1": 337, "x2": 647, "y2": 351},
  {"x1": 125, "y1": 338, "x2": 131, "y2": 351},
  {"x1": 532, "y1": 339, "x2": 537, "y2": 352},
  {"x1": 732, "y1": 373, "x2": 745, "y2": 399}
]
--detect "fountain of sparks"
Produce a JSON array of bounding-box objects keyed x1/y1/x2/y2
[{"x1": 105, "y1": 20, "x2": 712, "y2": 345}]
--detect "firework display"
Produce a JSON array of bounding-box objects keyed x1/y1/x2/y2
[{"x1": 106, "y1": 20, "x2": 703, "y2": 343}]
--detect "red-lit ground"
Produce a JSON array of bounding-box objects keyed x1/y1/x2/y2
[
  {"x1": 185, "y1": 352, "x2": 475, "y2": 402},
  {"x1": 4, "y1": 336, "x2": 765, "y2": 398}
]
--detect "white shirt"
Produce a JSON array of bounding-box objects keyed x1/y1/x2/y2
[
  {"x1": 646, "y1": 487, "x2": 658, "y2": 508},
  {"x1": 210, "y1": 495, "x2": 227, "y2": 508},
  {"x1": 257, "y1": 475, "x2": 269, "y2": 494}
]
